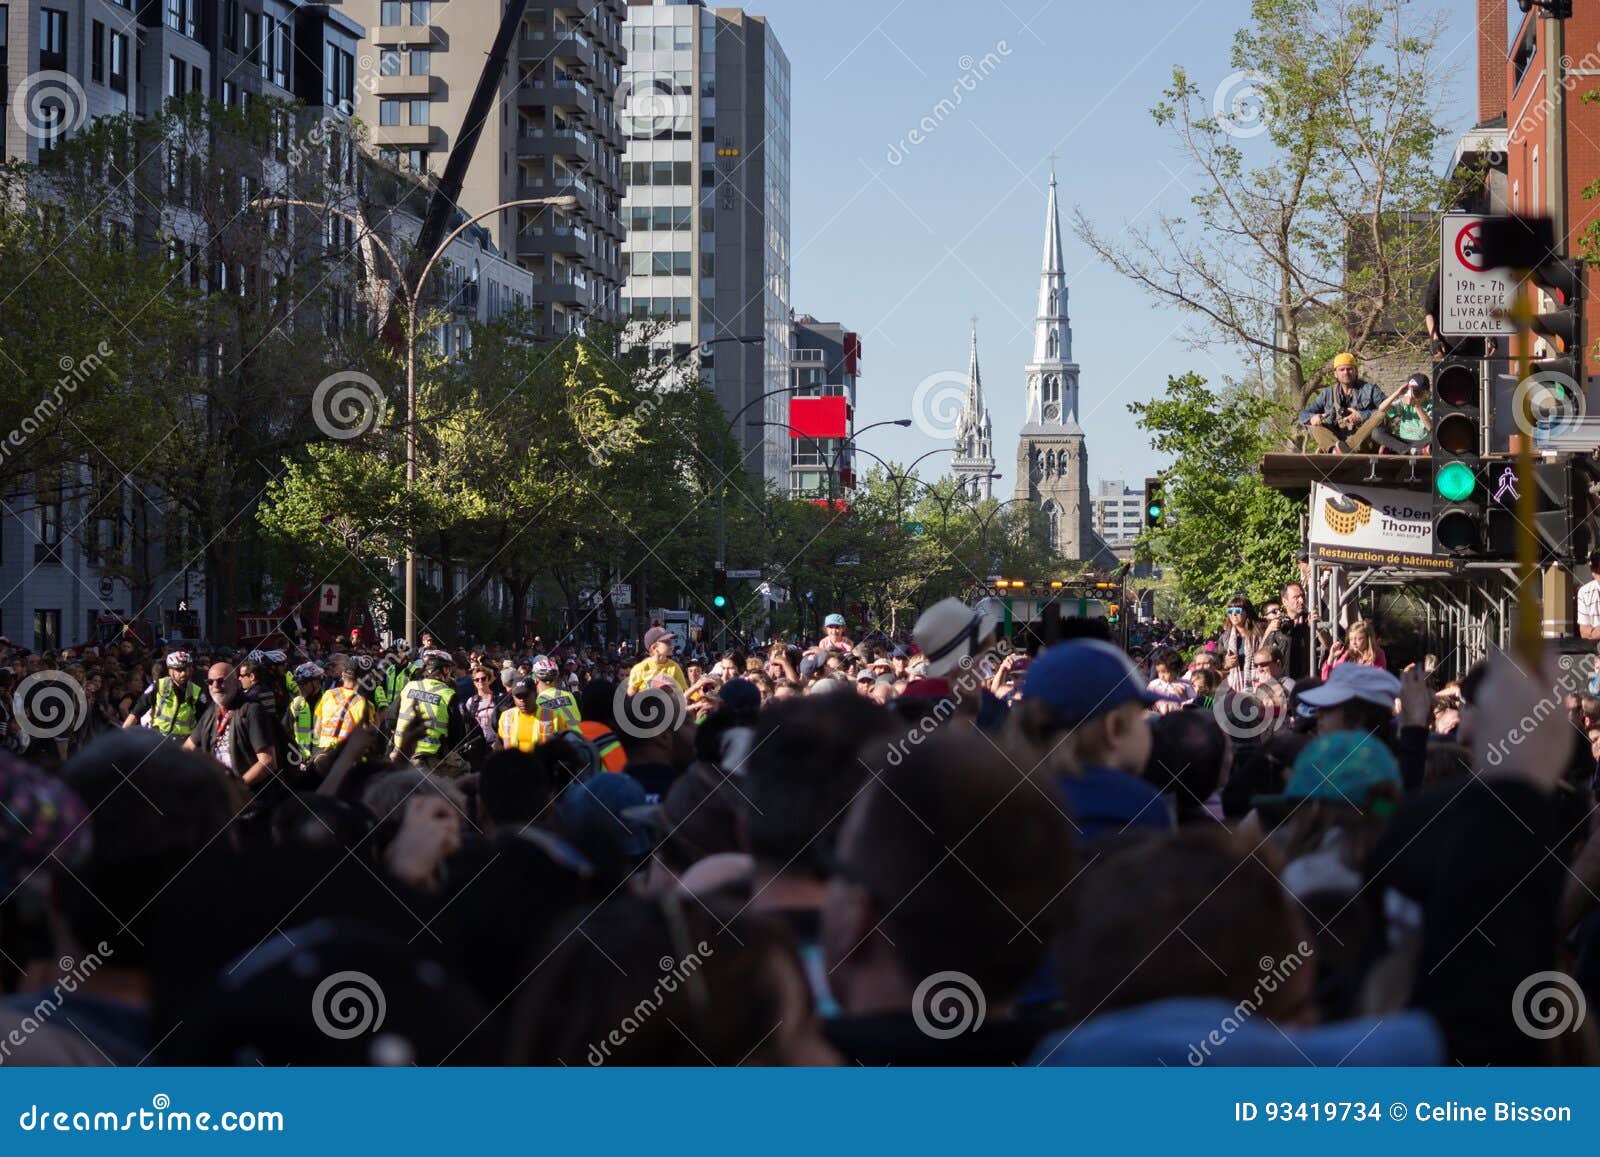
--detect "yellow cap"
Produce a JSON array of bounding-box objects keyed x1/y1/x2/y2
[{"x1": 1332, "y1": 352, "x2": 1357, "y2": 368}]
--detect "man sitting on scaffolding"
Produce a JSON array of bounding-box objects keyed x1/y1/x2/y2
[{"x1": 1297, "y1": 352, "x2": 1387, "y2": 454}]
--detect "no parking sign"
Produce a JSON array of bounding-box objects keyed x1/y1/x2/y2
[{"x1": 1439, "y1": 213, "x2": 1516, "y2": 338}]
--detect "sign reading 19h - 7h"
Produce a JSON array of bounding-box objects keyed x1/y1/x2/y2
[{"x1": 1440, "y1": 213, "x2": 1518, "y2": 338}]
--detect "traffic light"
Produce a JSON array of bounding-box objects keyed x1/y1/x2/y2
[
  {"x1": 1431, "y1": 357, "x2": 1483, "y2": 557},
  {"x1": 1517, "y1": 0, "x2": 1573, "y2": 21},
  {"x1": 711, "y1": 564, "x2": 728, "y2": 611},
  {"x1": 1144, "y1": 477, "x2": 1165, "y2": 528},
  {"x1": 1529, "y1": 253, "x2": 1585, "y2": 359},
  {"x1": 1107, "y1": 603, "x2": 1121, "y2": 625},
  {"x1": 1487, "y1": 459, "x2": 1591, "y2": 561},
  {"x1": 1475, "y1": 215, "x2": 1586, "y2": 369}
]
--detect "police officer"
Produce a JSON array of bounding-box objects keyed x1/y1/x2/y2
[
  {"x1": 283, "y1": 662, "x2": 325, "y2": 769},
  {"x1": 122, "y1": 650, "x2": 204, "y2": 739},
  {"x1": 313, "y1": 655, "x2": 376, "y2": 774},
  {"x1": 392, "y1": 649, "x2": 462, "y2": 768},
  {"x1": 374, "y1": 638, "x2": 413, "y2": 716},
  {"x1": 530, "y1": 654, "x2": 579, "y2": 736}
]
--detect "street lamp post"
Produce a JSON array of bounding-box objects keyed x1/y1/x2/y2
[{"x1": 250, "y1": 193, "x2": 577, "y2": 647}]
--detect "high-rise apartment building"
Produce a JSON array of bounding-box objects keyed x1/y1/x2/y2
[
  {"x1": 619, "y1": 0, "x2": 790, "y2": 485},
  {"x1": 787, "y1": 315, "x2": 860, "y2": 499},
  {"x1": 343, "y1": 0, "x2": 626, "y2": 337},
  {"x1": 1090, "y1": 479, "x2": 1145, "y2": 546}
]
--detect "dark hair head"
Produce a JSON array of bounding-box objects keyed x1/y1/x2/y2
[
  {"x1": 1058, "y1": 830, "x2": 1308, "y2": 1022},
  {"x1": 478, "y1": 746, "x2": 587, "y2": 830},
  {"x1": 741, "y1": 695, "x2": 899, "y2": 878},
  {"x1": 839, "y1": 732, "x2": 1078, "y2": 1002},
  {"x1": 508, "y1": 896, "x2": 809, "y2": 1065},
  {"x1": 1145, "y1": 710, "x2": 1228, "y2": 822},
  {"x1": 57, "y1": 731, "x2": 246, "y2": 964},
  {"x1": 577, "y1": 679, "x2": 620, "y2": 729}
]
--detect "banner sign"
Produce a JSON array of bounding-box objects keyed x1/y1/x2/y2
[{"x1": 1310, "y1": 482, "x2": 1461, "y2": 573}]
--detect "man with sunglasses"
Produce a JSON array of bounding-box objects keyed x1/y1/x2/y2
[{"x1": 183, "y1": 662, "x2": 278, "y2": 787}]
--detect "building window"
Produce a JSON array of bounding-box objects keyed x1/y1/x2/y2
[
  {"x1": 33, "y1": 609, "x2": 61, "y2": 652},
  {"x1": 326, "y1": 45, "x2": 355, "y2": 111},
  {"x1": 380, "y1": 99, "x2": 400, "y2": 126},
  {"x1": 409, "y1": 99, "x2": 429, "y2": 126},
  {"x1": 409, "y1": 1, "x2": 431, "y2": 26},
  {"x1": 166, "y1": 0, "x2": 196, "y2": 38},
  {"x1": 40, "y1": 8, "x2": 67, "y2": 71},
  {"x1": 0, "y1": 8, "x2": 9, "y2": 100},
  {"x1": 410, "y1": 49, "x2": 431, "y2": 75},
  {"x1": 91, "y1": 20, "x2": 104, "y2": 83},
  {"x1": 381, "y1": 1, "x2": 403, "y2": 25},
  {"x1": 223, "y1": 0, "x2": 239, "y2": 51},
  {"x1": 168, "y1": 55, "x2": 184, "y2": 99},
  {"x1": 380, "y1": 49, "x2": 401, "y2": 76},
  {"x1": 109, "y1": 31, "x2": 128, "y2": 93}
]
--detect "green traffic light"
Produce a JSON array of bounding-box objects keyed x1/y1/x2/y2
[
  {"x1": 1435, "y1": 461, "x2": 1476, "y2": 503},
  {"x1": 712, "y1": 595, "x2": 728, "y2": 609},
  {"x1": 1147, "y1": 503, "x2": 1163, "y2": 520}
]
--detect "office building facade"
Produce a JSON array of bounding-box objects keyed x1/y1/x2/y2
[{"x1": 619, "y1": 0, "x2": 790, "y2": 485}]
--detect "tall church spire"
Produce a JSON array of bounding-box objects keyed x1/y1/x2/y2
[
  {"x1": 1033, "y1": 170, "x2": 1072, "y2": 367},
  {"x1": 1013, "y1": 170, "x2": 1113, "y2": 568},
  {"x1": 953, "y1": 316, "x2": 995, "y2": 501},
  {"x1": 1023, "y1": 171, "x2": 1080, "y2": 431}
]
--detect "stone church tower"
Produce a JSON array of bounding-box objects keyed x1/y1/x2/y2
[
  {"x1": 952, "y1": 319, "x2": 995, "y2": 501},
  {"x1": 1014, "y1": 172, "x2": 1115, "y2": 567}
]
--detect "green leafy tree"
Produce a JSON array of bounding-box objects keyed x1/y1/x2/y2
[
  {"x1": 1074, "y1": 0, "x2": 1462, "y2": 411},
  {"x1": 1133, "y1": 372, "x2": 1300, "y2": 629}
]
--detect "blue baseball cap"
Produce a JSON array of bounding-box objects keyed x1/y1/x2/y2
[
  {"x1": 1022, "y1": 640, "x2": 1173, "y2": 724},
  {"x1": 823, "y1": 613, "x2": 846, "y2": 628}
]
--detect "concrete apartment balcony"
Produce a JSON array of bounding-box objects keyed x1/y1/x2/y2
[
  {"x1": 516, "y1": 127, "x2": 596, "y2": 167},
  {"x1": 373, "y1": 124, "x2": 446, "y2": 149},
  {"x1": 371, "y1": 23, "x2": 441, "y2": 49},
  {"x1": 371, "y1": 74, "x2": 444, "y2": 99}
]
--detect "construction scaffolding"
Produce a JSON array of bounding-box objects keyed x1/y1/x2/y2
[{"x1": 1304, "y1": 555, "x2": 1523, "y2": 680}]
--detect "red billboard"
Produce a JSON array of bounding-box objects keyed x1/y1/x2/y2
[{"x1": 789, "y1": 395, "x2": 849, "y2": 439}]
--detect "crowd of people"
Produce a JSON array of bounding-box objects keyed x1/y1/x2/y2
[{"x1": 0, "y1": 583, "x2": 1596, "y2": 1068}]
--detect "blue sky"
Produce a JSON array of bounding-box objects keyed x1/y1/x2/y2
[{"x1": 771, "y1": 0, "x2": 1480, "y2": 491}]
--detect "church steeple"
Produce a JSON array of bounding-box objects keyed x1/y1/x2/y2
[
  {"x1": 1013, "y1": 167, "x2": 1113, "y2": 568},
  {"x1": 1023, "y1": 169, "x2": 1080, "y2": 431},
  {"x1": 953, "y1": 317, "x2": 995, "y2": 501},
  {"x1": 1033, "y1": 170, "x2": 1073, "y2": 367}
]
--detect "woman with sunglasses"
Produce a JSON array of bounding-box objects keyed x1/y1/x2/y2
[{"x1": 1217, "y1": 593, "x2": 1266, "y2": 693}]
